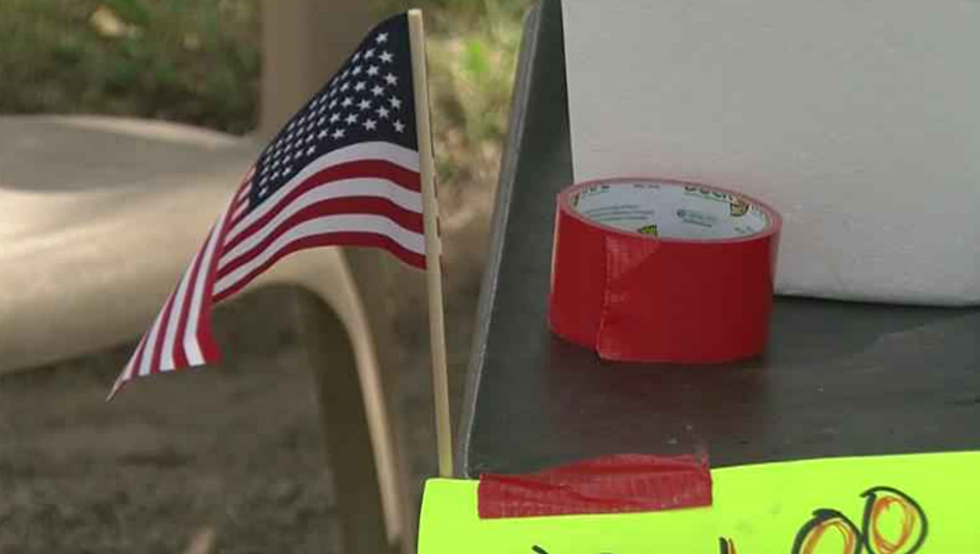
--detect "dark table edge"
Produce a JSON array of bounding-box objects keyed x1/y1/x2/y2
[{"x1": 455, "y1": 4, "x2": 545, "y2": 478}]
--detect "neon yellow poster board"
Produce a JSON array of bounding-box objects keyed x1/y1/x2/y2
[{"x1": 418, "y1": 451, "x2": 980, "y2": 554}]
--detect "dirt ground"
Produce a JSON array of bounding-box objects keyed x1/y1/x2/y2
[{"x1": 0, "y1": 274, "x2": 480, "y2": 553}]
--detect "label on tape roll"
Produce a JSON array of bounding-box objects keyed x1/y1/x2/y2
[
  {"x1": 574, "y1": 182, "x2": 769, "y2": 239},
  {"x1": 549, "y1": 178, "x2": 782, "y2": 363}
]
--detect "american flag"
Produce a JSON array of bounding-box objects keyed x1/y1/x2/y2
[{"x1": 109, "y1": 14, "x2": 425, "y2": 398}]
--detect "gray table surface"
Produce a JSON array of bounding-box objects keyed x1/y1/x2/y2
[{"x1": 457, "y1": 0, "x2": 980, "y2": 478}]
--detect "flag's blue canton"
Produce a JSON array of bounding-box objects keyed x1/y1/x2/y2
[{"x1": 250, "y1": 14, "x2": 417, "y2": 211}]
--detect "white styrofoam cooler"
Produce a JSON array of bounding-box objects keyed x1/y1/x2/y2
[{"x1": 562, "y1": 0, "x2": 980, "y2": 306}]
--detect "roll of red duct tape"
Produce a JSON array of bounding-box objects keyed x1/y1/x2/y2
[{"x1": 549, "y1": 178, "x2": 782, "y2": 363}]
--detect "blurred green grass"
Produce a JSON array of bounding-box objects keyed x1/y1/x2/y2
[
  {"x1": 401, "y1": 0, "x2": 528, "y2": 191},
  {"x1": 0, "y1": 0, "x2": 261, "y2": 134},
  {"x1": 0, "y1": 0, "x2": 530, "y2": 146}
]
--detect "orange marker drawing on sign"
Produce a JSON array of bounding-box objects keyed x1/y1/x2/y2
[
  {"x1": 792, "y1": 509, "x2": 862, "y2": 554},
  {"x1": 721, "y1": 486, "x2": 927, "y2": 554},
  {"x1": 860, "y1": 487, "x2": 927, "y2": 554}
]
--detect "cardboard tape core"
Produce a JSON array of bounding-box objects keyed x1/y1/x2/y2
[{"x1": 573, "y1": 181, "x2": 770, "y2": 240}]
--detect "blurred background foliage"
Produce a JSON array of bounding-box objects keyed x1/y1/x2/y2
[
  {"x1": 0, "y1": 0, "x2": 532, "y2": 178},
  {"x1": 0, "y1": 0, "x2": 262, "y2": 133}
]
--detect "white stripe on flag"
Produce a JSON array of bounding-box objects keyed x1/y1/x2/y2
[
  {"x1": 159, "y1": 250, "x2": 200, "y2": 371},
  {"x1": 137, "y1": 297, "x2": 168, "y2": 377},
  {"x1": 226, "y1": 142, "x2": 419, "y2": 243},
  {"x1": 219, "y1": 178, "x2": 422, "y2": 269},
  {"x1": 235, "y1": 173, "x2": 253, "y2": 203},
  {"x1": 232, "y1": 199, "x2": 249, "y2": 222},
  {"x1": 184, "y1": 214, "x2": 226, "y2": 365},
  {"x1": 118, "y1": 331, "x2": 148, "y2": 389},
  {"x1": 214, "y1": 214, "x2": 425, "y2": 296},
  {"x1": 230, "y1": 171, "x2": 254, "y2": 222}
]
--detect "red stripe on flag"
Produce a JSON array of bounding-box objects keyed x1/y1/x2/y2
[
  {"x1": 232, "y1": 184, "x2": 250, "y2": 207},
  {"x1": 213, "y1": 232, "x2": 425, "y2": 304},
  {"x1": 126, "y1": 333, "x2": 150, "y2": 384},
  {"x1": 217, "y1": 197, "x2": 423, "y2": 280},
  {"x1": 230, "y1": 204, "x2": 249, "y2": 231},
  {"x1": 111, "y1": 333, "x2": 146, "y2": 397},
  {"x1": 172, "y1": 236, "x2": 208, "y2": 369},
  {"x1": 194, "y1": 212, "x2": 236, "y2": 365},
  {"x1": 148, "y1": 290, "x2": 178, "y2": 376},
  {"x1": 235, "y1": 172, "x2": 253, "y2": 202},
  {"x1": 232, "y1": 195, "x2": 249, "y2": 216},
  {"x1": 229, "y1": 170, "x2": 254, "y2": 226},
  {"x1": 224, "y1": 160, "x2": 420, "y2": 250}
]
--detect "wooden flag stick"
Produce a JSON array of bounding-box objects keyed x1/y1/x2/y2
[{"x1": 408, "y1": 8, "x2": 454, "y2": 478}]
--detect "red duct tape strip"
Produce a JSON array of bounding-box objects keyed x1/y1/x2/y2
[
  {"x1": 549, "y1": 178, "x2": 782, "y2": 363},
  {"x1": 478, "y1": 453, "x2": 712, "y2": 519}
]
